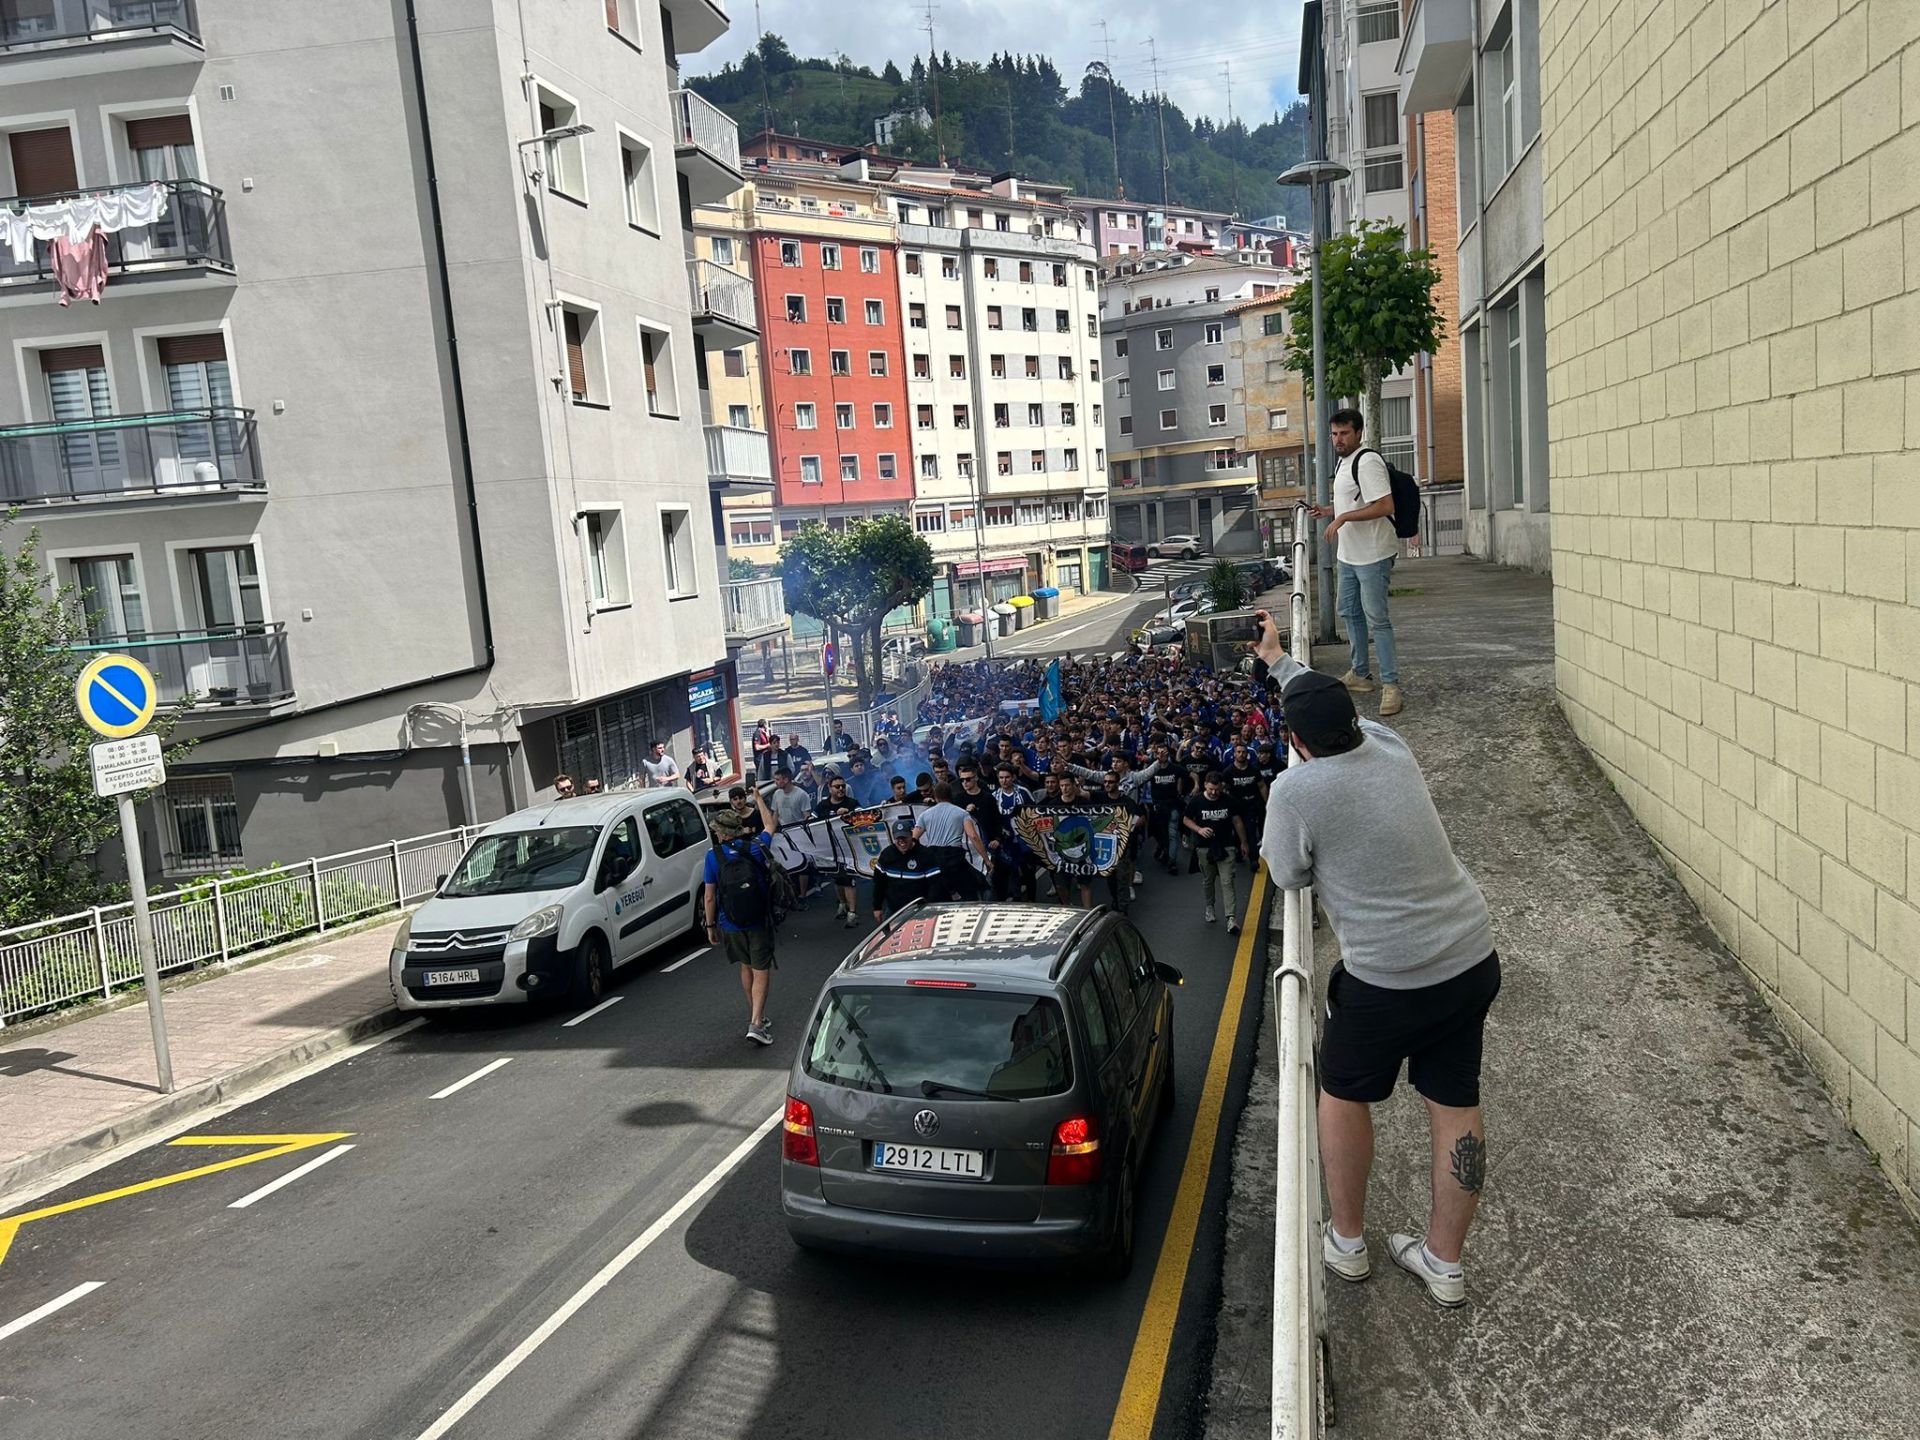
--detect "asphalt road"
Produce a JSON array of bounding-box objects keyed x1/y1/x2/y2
[
  {"x1": 983, "y1": 560, "x2": 1234, "y2": 661},
  {"x1": 0, "y1": 855, "x2": 1268, "y2": 1439}
]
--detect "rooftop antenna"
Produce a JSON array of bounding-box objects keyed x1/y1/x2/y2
[
  {"x1": 1094, "y1": 19, "x2": 1123, "y2": 198},
  {"x1": 922, "y1": 0, "x2": 945, "y2": 163},
  {"x1": 753, "y1": 0, "x2": 772, "y2": 135},
  {"x1": 1222, "y1": 60, "x2": 1238, "y2": 219},
  {"x1": 1145, "y1": 36, "x2": 1170, "y2": 209}
]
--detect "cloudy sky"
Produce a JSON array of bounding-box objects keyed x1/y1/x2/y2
[{"x1": 694, "y1": 1, "x2": 1311, "y2": 124}]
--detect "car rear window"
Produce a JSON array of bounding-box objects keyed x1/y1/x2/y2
[{"x1": 804, "y1": 986, "x2": 1073, "y2": 1099}]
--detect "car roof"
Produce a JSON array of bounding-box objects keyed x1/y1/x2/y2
[
  {"x1": 839, "y1": 902, "x2": 1108, "y2": 985},
  {"x1": 480, "y1": 787, "x2": 693, "y2": 835}
]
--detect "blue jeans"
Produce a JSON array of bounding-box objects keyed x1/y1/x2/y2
[{"x1": 1338, "y1": 557, "x2": 1398, "y2": 685}]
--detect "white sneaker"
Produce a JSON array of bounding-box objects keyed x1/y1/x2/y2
[
  {"x1": 1204, "y1": 906, "x2": 1216, "y2": 923},
  {"x1": 834, "y1": 899, "x2": 846, "y2": 919},
  {"x1": 1226, "y1": 917, "x2": 1240, "y2": 934},
  {"x1": 1322, "y1": 1222, "x2": 1370, "y2": 1282},
  {"x1": 1340, "y1": 669, "x2": 1377, "y2": 694},
  {"x1": 1388, "y1": 1232, "x2": 1466, "y2": 1307},
  {"x1": 1132, "y1": 870, "x2": 1144, "y2": 885}
]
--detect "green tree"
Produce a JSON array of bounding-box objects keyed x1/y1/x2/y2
[
  {"x1": 1282, "y1": 221, "x2": 1444, "y2": 431},
  {"x1": 727, "y1": 555, "x2": 761, "y2": 581},
  {"x1": 0, "y1": 515, "x2": 182, "y2": 926},
  {"x1": 1201, "y1": 559, "x2": 1251, "y2": 615},
  {"x1": 778, "y1": 516, "x2": 935, "y2": 708}
]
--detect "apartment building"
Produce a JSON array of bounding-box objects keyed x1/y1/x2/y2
[
  {"x1": 1537, "y1": 0, "x2": 1920, "y2": 1211},
  {"x1": 1308, "y1": 0, "x2": 1463, "y2": 484},
  {"x1": 1070, "y1": 196, "x2": 1231, "y2": 259},
  {"x1": 1233, "y1": 294, "x2": 1310, "y2": 550},
  {"x1": 0, "y1": 0, "x2": 747, "y2": 876},
  {"x1": 1100, "y1": 252, "x2": 1295, "y2": 553}
]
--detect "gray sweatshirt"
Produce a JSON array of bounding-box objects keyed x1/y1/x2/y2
[{"x1": 1259, "y1": 718, "x2": 1493, "y2": 990}]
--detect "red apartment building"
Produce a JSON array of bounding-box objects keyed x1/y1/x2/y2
[{"x1": 752, "y1": 230, "x2": 914, "y2": 513}]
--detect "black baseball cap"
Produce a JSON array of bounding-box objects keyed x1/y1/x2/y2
[
  {"x1": 1281, "y1": 671, "x2": 1362, "y2": 751},
  {"x1": 891, "y1": 817, "x2": 916, "y2": 837}
]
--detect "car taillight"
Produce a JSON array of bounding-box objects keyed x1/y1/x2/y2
[
  {"x1": 783, "y1": 1096, "x2": 819, "y2": 1166},
  {"x1": 1046, "y1": 1115, "x2": 1101, "y2": 1185}
]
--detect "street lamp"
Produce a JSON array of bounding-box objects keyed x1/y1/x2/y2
[{"x1": 1277, "y1": 158, "x2": 1350, "y2": 644}]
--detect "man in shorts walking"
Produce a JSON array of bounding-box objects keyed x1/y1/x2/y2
[
  {"x1": 1254, "y1": 628, "x2": 1498, "y2": 1307},
  {"x1": 704, "y1": 783, "x2": 781, "y2": 1045}
]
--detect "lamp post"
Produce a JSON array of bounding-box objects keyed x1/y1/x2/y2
[{"x1": 1277, "y1": 158, "x2": 1350, "y2": 644}]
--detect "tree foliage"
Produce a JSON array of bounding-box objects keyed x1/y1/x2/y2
[
  {"x1": 778, "y1": 516, "x2": 935, "y2": 707},
  {"x1": 692, "y1": 36, "x2": 1309, "y2": 218},
  {"x1": 1202, "y1": 559, "x2": 1252, "y2": 615},
  {"x1": 0, "y1": 515, "x2": 181, "y2": 926},
  {"x1": 1282, "y1": 222, "x2": 1444, "y2": 427}
]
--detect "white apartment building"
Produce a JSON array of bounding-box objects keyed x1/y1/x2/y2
[
  {"x1": 0, "y1": 0, "x2": 748, "y2": 877},
  {"x1": 881, "y1": 168, "x2": 1111, "y2": 608}
]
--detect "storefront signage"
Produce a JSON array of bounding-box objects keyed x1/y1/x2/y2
[{"x1": 687, "y1": 670, "x2": 725, "y2": 713}]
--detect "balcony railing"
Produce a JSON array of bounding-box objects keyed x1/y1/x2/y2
[
  {"x1": 0, "y1": 0, "x2": 197, "y2": 51},
  {"x1": 686, "y1": 257, "x2": 756, "y2": 342},
  {"x1": 0, "y1": 179, "x2": 232, "y2": 293},
  {"x1": 0, "y1": 407, "x2": 261, "y2": 506},
  {"x1": 671, "y1": 89, "x2": 742, "y2": 205},
  {"x1": 68, "y1": 624, "x2": 293, "y2": 707},
  {"x1": 722, "y1": 577, "x2": 786, "y2": 641},
  {"x1": 705, "y1": 423, "x2": 772, "y2": 488}
]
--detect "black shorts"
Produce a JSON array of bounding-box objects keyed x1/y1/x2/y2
[{"x1": 1318, "y1": 952, "x2": 1500, "y2": 1108}]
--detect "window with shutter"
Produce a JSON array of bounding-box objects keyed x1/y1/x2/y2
[
  {"x1": 563, "y1": 311, "x2": 588, "y2": 399},
  {"x1": 8, "y1": 126, "x2": 77, "y2": 197},
  {"x1": 124, "y1": 114, "x2": 195, "y2": 151}
]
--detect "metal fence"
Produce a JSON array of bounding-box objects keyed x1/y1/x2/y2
[
  {"x1": 0, "y1": 827, "x2": 475, "y2": 1027},
  {"x1": 1406, "y1": 484, "x2": 1467, "y2": 558},
  {"x1": 1273, "y1": 503, "x2": 1329, "y2": 1439},
  {"x1": 761, "y1": 669, "x2": 933, "y2": 752}
]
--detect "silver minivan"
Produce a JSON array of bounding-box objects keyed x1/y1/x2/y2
[{"x1": 390, "y1": 788, "x2": 710, "y2": 1011}]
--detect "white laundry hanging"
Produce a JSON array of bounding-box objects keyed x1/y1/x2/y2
[{"x1": 16, "y1": 182, "x2": 170, "y2": 245}]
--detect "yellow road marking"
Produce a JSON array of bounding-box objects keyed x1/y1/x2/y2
[
  {"x1": 0, "y1": 1133, "x2": 352, "y2": 1268},
  {"x1": 1108, "y1": 869, "x2": 1266, "y2": 1439}
]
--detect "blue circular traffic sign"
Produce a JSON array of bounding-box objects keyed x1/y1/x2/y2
[
  {"x1": 821, "y1": 641, "x2": 837, "y2": 677},
  {"x1": 75, "y1": 654, "x2": 158, "y2": 739}
]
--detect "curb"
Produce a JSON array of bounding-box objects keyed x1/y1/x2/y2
[{"x1": 0, "y1": 1005, "x2": 405, "y2": 1203}]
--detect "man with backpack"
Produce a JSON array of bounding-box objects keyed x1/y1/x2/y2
[
  {"x1": 1313, "y1": 407, "x2": 1410, "y2": 718},
  {"x1": 703, "y1": 782, "x2": 781, "y2": 1046}
]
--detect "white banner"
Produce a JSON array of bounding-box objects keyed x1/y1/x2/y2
[{"x1": 768, "y1": 801, "x2": 987, "y2": 879}]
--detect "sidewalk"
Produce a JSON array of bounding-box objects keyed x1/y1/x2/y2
[
  {"x1": 1205, "y1": 557, "x2": 1920, "y2": 1439},
  {"x1": 0, "y1": 917, "x2": 402, "y2": 1201}
]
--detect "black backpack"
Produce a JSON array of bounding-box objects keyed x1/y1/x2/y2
[
  {"x1": 1359, "y1": 449, "x2": 1423, "y2": 538},
  {"x1": 715, "y1": 840, "x2": 771, "y2": 929}
]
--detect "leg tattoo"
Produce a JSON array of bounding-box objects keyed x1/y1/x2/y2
[{"x1": 1449, "y1": 1133, "x2": 1486, "y2": 1194}]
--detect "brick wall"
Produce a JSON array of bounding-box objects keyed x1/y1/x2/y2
[
  {"x1": 1540, "y1": 0, "x2": 1920, "y2": 1212},
  {"x1": 1420, "y1": 109, "x2": 1467, "y2": 486}
]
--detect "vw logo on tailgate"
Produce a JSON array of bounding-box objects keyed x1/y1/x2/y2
[{"x1": 911, "y1": 1109, "x2": 940, "y2": 1138}]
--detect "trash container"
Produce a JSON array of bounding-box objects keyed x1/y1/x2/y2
[
  {"x1": 1009, "y1": 594, "x2": 1034, "y2": 630},
  {"x1": 993, "y1": 602, "x2": 1017, "y2": 638},
  {"x1": 956, "y1": 611, "x2": 984, "y2": 647},
  {"x1": 1032, "y1": 586, "x2": 1060, "y2": 621},
  {"x1": 926, "y1": 616, "x2": 956, "y2": 653}
]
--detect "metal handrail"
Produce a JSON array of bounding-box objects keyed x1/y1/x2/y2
[
  {"x1": 1272, "y1": 502, "x2": 1326, "y2": 1440},
  {"x1": 0, "y1": 0, "x2": 198, "y2": 51}
]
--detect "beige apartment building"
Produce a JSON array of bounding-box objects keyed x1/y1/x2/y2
[
  {"x1": 1232, "y1": 293, "x2": 1310, "y2": 551},
  {"x1": 1539, "y1": 0, "x2": 1920, "y2": 1211}
]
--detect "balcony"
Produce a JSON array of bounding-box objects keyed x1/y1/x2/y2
[
  {"x1": 687, "y1": 258, "x2": 756, "y2": 348},
  {"x1": 671, "y1": 90, "x2": 743, "y2": 207},
  {"x1": 721, "y1": 577, "x2": 787, "y2": 643},
  {"x1": 659, "y1": 0, "x2": 726, "y2": 55},
  {"x1": 0, "y1": 179, "x2": 233, "y2": 303},
  {"x1": 69, "y1": 624, "x2": 294, "y2": 709},
  {"x1": 0, "y1": 0, "x2": 201, "y2": 80},
  {"x1": 0, "y1": 408, "x2": 261, "y2": 507},
  {"x1": 705, "y1": 423, "x2": 772, "y2": 493},
  {"x1": 1397, "y1": 0, "x2": 1474, "y2": 114}
]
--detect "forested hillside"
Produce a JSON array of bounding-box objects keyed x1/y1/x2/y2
[{"x1": 691, "y1": 36, "x2": 1308, "y2": 220}]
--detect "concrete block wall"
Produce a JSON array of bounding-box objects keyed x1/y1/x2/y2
[{"x1": 1539, "y1": 0, "x2": 1920, "y2": 1212}]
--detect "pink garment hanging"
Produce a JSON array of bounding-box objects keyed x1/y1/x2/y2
[{"x1": 50, "y1": 227, "x2": 109, "y2": 306}]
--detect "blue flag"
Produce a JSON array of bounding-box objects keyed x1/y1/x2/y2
[{"x1": 1039, "y1": 658, "x2": 1063, "y2": 723}]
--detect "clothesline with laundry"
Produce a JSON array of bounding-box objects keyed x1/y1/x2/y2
[{"x1": 0, "y1": 182, "x2": 171, "y2": 306}]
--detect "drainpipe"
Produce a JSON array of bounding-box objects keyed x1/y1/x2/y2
[
  {"x1": 1469, "y1": 0, "x2": 1494, "y2": 535},
  {"x1": 1416, "y1": 112, "x2": 1438, "y2": 488}
]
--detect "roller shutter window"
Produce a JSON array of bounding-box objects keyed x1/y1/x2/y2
[
  {"x1": 158, "y1": 334, "x2": 234, "y2": 465},
  {"x1": 563, "y1": 310, "x2": 588, "y2": 400},
  {"x1": 8, "y1": 126, "x2": 77, "y2": 197}
]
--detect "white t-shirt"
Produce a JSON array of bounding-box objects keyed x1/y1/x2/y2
[
  {"x1": 1333, "y1": 449, "x2": 1400, "y2": 566},
  {"x1": 642, "y1": 753, "x2": 679, "y2": 786}
]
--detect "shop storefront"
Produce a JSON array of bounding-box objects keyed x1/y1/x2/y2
[{"x1": 949, "y1": 555, "x2": 1030, "y2": 614}]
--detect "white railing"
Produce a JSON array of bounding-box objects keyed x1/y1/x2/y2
[
  {"x1": 1273, "y1": 502, "x2": 1328, "y2": 1439},
  {"x1": 687, "y1": 257, "x2": 755, "y2": 331},
  {"x1": 723, "y1": 576, "x2": 787, "y2": 638},
  {"x1": 0, "y1": 827, "x2": 477, "y2": 1027},
  {"x1": 762, "y1": 669, "x2": 933, "y2": 753},
  {"x1": 671, "y1": 88, "x2": 741, "y2": 173},
  {"x1": 1405, "y1": 483, "x2": 1466, "y2": 558},
  {"x1": 705, "y1": 422, "x2": 772, "y2": 483}
]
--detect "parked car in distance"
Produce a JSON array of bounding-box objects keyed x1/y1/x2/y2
[
  {"x1": 389, "y1": 788, "x2": 709, "y2": 1012},
  {"x1": 1149, "y1": 534, "x2": 1205, "y2": 560},
  {"x1": 781, "y1": 902, "x2": 1182, "y2": 1276},
  {"x1": 1113, "y1": 543, "x2": 1153, "y2": 574}
]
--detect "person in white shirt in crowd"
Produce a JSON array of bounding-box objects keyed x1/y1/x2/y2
[
  {"x1": 912, "y1": 783, "x2": 993, "y2": 900},
  {"x1": 642, "y1": 739, "x2": 680, "y2": 787},
  {"x1": 767, "y1": 767, "x2": 814, "y2": 828},
  {"x1": 1312, "y1": 407, "x2": 1405, "y2": 717}
]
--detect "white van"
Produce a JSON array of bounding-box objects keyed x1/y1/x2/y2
[{"x1": 390, "y1": 788, "x2": 711, "y2": 1012}]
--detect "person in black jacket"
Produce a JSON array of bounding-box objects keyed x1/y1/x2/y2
[{"x1": 870, "y1": 819, "x2": 945, "y2": 922}]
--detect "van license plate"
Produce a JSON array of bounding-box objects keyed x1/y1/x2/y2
[
  {"x1": 423, "y1": 968, "x2": 482, "y2": 986},
  {"x1": 873, "y1": 1143, "x2": 984, "y2": 1179}
]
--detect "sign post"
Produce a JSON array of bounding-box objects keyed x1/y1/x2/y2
[
  {"x1": 820, "y1": 639, "x2": 837, "y2": 745},
  {"x1": 74, "y1": 655, "x2": 173, "y2": 1094}
]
